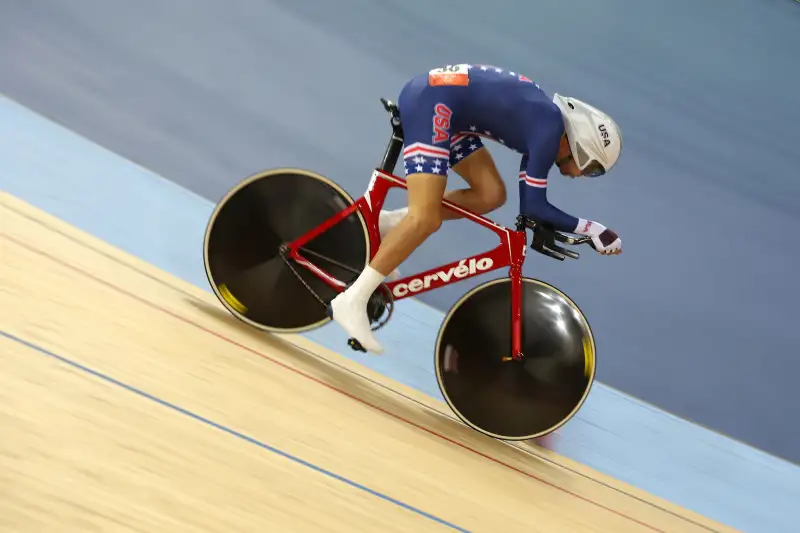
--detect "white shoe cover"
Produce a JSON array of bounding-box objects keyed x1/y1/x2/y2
[{"x1": 329, "y1": 292, "x2": 384, "y2": 354}]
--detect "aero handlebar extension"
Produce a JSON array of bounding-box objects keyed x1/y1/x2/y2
[{"x1": 519, "y1": 216, "x2": 594, "y2": 261}]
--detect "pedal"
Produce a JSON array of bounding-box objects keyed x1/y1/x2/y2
[{"x1": 347, "y1": 337, "x2": 367, "y2": 352}]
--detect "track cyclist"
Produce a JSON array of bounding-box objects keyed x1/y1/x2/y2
[{"x1": 329, "y1": 63, "x2": 624, "y2": 354}]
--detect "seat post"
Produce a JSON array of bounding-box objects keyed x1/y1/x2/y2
[{"x1": 378, "y1": 98, "x2": 404, "y2": 173}]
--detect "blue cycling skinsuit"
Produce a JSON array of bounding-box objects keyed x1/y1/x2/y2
[{"x1": 397, "y1": 63, "x2": 580, "y2": 233}]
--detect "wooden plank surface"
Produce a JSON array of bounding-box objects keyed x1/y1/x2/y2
[{"x1": 0, "y1": 193, "x2": 739, "y2": 533}]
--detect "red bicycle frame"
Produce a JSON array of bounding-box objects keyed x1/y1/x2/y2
[
  {"x1": 285, "y1": 98, "x2": 530, "y2": 361},
  {"x1": 286, "y1": 168, "x2": 529, "y2": 361}
]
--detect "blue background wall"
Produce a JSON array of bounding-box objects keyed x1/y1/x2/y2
[{"x1": 1, "y1": 0, "x2": 799, "y2": 464}]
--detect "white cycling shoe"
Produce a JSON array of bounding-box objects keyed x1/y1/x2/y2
[
  {"x1": 329, "y1": 291, "x2": 384, "y2": 354},
  {"x1": 325, "y1": 209, "x2": 406, "y2": 354}
]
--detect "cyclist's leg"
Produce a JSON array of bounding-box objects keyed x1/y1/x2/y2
[
  {"x1": 372, "y1": 172, "x2": 445, "y2": 274},
  {"x1": 440, "y1": 134, "x2": 506, "y2": 220},
  {"x1": 379, "y1": 134, "x2": 506, "y2": 233},
  {"x1": 329, "y1": 80, "x2": 455, "y2": 353},
  {"x1": 372, "y1": 82, "x2": 456, "y2": 275}
]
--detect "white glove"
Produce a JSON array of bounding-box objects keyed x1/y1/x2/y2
[{"x1": 575, "y1": 219, "x2": 622, "y2": 255}]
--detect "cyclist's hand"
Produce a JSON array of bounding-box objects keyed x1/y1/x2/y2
[
  {"x1": 592, "y1": 228, "x2": 622, "y2": 255},
  {"x1": 576, "y1": 220, "x2": 622, "y2": 255}
]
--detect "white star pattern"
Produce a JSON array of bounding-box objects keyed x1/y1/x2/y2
[
  {"x1": 455, "y1": 151, "x2": 464, "y2": 160},
  {"x1": 484, "y1": 130, "x2": 492, "y2": 136},
  {"x1": 403, "y1": 142, "x2": 451, "y2": 177},
  {"x1": 499, "y1": 138, "x2": 505, "y2": 144},
  {"x1": 480, "y1": 66, "x2": 488, "y2": 71},
  {"x1": 469, "y1": 143, "x2": 478, "y2": 151},
  {"x1": 495, "y1": 68, "x2": 503, "y2": 73},
  {"x1": 469, "y1": 125, "x2": 477, "y2": 131}
]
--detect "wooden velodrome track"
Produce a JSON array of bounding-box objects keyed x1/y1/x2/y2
[{"x1": 0, "y1": 193, "x2": 738, "y2": 532}]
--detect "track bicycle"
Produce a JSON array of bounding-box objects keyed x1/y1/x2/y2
[{"x1": 203, "y1": 98, "x2": 597, "y2": 441}]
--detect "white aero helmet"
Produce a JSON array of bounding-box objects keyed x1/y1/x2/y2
[{"x1": 552, "y1": 93, "x2": 622, "y2": 177}]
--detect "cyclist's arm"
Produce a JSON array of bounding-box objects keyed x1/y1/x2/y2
[
  {"x1": 519, "y1": 176, "x2": 580, "y2": 232},
  {"x1": 519, "y1": 110, "x2": 580, "y2": 233},
  {"x1": 518, "y1": 124, "x2": 583, "y2": 234}
]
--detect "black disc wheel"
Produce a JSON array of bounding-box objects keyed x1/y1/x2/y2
[
  {"x1": 203, "y1": 168, "x2": 370, "y2": 333},
  {"x1": 435, "y1": 277, "x2": 596, "y2": 440}
]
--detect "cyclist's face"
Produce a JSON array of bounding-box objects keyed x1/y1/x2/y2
[
  {"x1": 556, "y1": 136, "x2": 582, "y2": 177},
  {"x1": 557, "y1": 156, "x2": 582, "y2": 177}
]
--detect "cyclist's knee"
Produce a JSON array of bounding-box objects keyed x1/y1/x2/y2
[
  {"x1": 482, "y1": 182, "x2": 507, "y2": 211},
  {"x1": 405, "y1": 207, "x2": 442, "y2": 236},
  {"x1": 471, "y1": 181, "x2": 506, "y2": 214}
]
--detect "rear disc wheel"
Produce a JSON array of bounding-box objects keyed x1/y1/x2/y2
[{"x1": 203, "y1": 168, "x2": 370, "y2": 333}]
